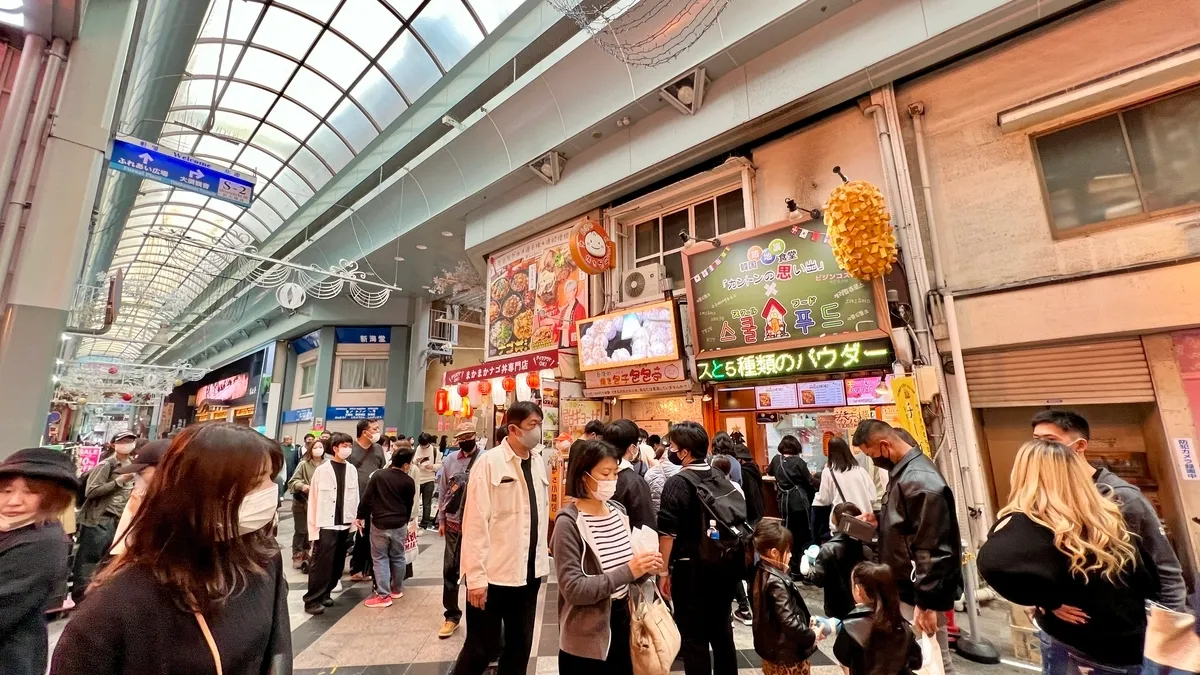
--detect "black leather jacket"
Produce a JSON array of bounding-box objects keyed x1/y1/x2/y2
[
  {"x1": 833, "y1": 604, "x2": 923, "y2": 675},
  {"x1": 878, "y1": 449, "x2": 962, "y2": 611},
  {"x1": 751, "y1": 562, "x2": 818, "y2": 665}
]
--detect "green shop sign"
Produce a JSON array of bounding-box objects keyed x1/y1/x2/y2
[{"x1": 696, "y1": 338, "x2": 893, "y2": 382}]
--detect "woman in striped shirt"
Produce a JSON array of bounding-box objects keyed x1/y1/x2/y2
[{"x1": 552, "y1": 439, "x2": 665, "y2": 674}]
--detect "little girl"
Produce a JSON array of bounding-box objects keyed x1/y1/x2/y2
[
  {"x1": 751, "y1": 519, "x2": 818, "y2": 675},
  {"x1": 830, "y1": 562, "x2": 923, "y2": 675}
]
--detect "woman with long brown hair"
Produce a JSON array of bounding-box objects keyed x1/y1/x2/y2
[
  {"x1": 978, "y1": 439, "x2": 1151, "y2": 675},
  {"x1": 51, "y1": 423, "x2": 292, "y2": 675}
]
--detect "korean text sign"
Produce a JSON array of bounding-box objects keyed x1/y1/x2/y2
[{"x1": 682, "y1": 218, "x2": 889, "y2": 359}]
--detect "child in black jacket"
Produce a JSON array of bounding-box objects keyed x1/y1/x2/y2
[
  {"x1": 830, "y1": 562, "x2": 922, "y2": 675},
  {"x1": 751, "y1": 520, "x2": 818, "y2": 675},
  {"x1": 810, "y1": 503, "x2": 875, "y2": 619}
]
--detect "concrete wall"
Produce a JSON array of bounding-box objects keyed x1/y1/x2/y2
[
  {"x1": 330, "y1": 343, "x2": 389, "y2": 407},
  {"x1": 895, "y1": 0, "x2": 1200, "y2": 295}
]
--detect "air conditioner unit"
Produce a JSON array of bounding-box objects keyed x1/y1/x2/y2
[{"x1": 616, "y1": 263, "x2": 668, "y2": 308}]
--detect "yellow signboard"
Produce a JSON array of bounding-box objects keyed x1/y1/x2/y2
[{"x1": 890, "y1": 376, "x2": 931, "y2": 457}]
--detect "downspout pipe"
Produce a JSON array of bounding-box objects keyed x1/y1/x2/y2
[
  {"x1": 0, "y1": 38, "x2": 67, "y2": 304},
  {"x1": 863, "y1": 104, "x2": 932, "y2": 358},
  {"x1": 0, "y1": 35, "x2": 47, "y2": 283}
]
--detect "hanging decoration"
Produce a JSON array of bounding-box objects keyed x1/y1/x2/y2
[
  {"x1": 478, "y1": 379, "x2": 492, "y2": 396},
  {"x1": 434, "y1": 388, "x2": 450, "y2": 415},
  {"x1": 501, "y1": 376, "x2": 517, "y2": 393},
  {"x1": 121, "y1": 393, "x2": 133, "y2": 402},
  {"x1": 456, "y1": 383, "x2": 470, "y2": 398},
  {"x1": 823, "y1": 168, "x2": 897, "y2": 280},
  {"x1": 461, "y1": 397, "x2": 473, "y2": 418},
  {"x1": 526, "y1": 372, "x2": 540, "y2": 389},
  {"x1": 467, "y1": 381, "x2": 482, "y2": 408},
  {"x1": 54, "y1": 359, "x2": 206, "y2": 404},
  {"x1": 548, "y1": 0, "x2": 731, "y2": 68}
]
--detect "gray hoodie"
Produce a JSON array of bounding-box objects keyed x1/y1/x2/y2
[{"x1": 551, "y1": 501, "x2": 638, "y2": 661}]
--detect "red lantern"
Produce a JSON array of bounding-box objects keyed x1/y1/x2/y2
[
  {"x1": 121, "y1": 393, "x2": 132, "y2": 402},
  {"x1": 501, "y1": 375, "x2": 516, "y2": 393},
  {"x1": 108, "y1": 366, "x2": 119, "y2": 375},
  {"x1": 457, "y1": 383, "x2": 470, "y2": 397},
  {"x1": 434, "y1": 388, "x2": 449, "y2": 415},
  {"x1": 526, "y1": 372, "x2": 540, "y2": 389},
  {"x1": 478, "y1": 379, "x2": 492, "y2": 395}
]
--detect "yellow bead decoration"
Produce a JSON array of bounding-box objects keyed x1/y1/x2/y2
[{"x1": 822, "y1": 180, "x2": 897, "y2": 280}]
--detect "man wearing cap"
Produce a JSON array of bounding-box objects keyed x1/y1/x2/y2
[
  {"x1": 0, "y1": 447, "x2": 78, "y2": 675},
  {"x1": 436, "y1": 421, "x2": 484, "y2": 639},
  {"x1": 107, "y1": 439, "x2": 169, "y2": 558},
  {"x1": 71, "y1": 432, "x2": 137, "y2": 601}
]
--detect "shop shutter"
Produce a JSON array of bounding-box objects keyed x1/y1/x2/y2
[{"x1": 963, "y1": 338, "x2": 1155, "y2": 407}]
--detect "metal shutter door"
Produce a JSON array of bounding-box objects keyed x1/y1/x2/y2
[{"x1": 963, "y1": 338, "x2": 1155, "y2": 407}]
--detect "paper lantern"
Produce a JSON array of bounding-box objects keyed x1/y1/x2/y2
[
  {"x1": 457, "y1": 383, "x2": 470, "y2": 397},
  {"x1": 823, "y1": 179, "x2": 897, "y2": 280},
  {"x1": 467, "y1": 381, "x2": 482, "y2": 408},
  {"x1": 434, "y1": 388, "x2": 450, "y2": 415},
  {"x1": 478, "y1": 379, "x2": 492, "y2": 396},
  {"x1": 501, "y1": 376, "x2": 516, "y2": 393},
  {"x1": 526, "y1": 372, "x2": 540, "y2": 389}
]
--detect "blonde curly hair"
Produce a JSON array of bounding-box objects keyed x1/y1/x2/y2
[{"x1": 999, "y1": 439, "x2": 1136, "y2": 583}]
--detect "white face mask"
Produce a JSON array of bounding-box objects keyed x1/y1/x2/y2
[
  {"x1": 587, "y1": 474, "x2": 617, "y2": 501},
  {"x1": 0, "y1": 514, "x2": 35, "y2": 532},
  {"x1": 336, "y1": 445, "x2": 353, "y2": 460},
  {"x1": 133, "y1": 473, "x2": 149, "y2": 496},
  {"x1": 371, "y1": 431, "x2": 382, "y2": 443},
  {"x1": 237, "y1": 484, "x2": 278, "y2": 535},
  {"x1": 114, "y1": 442, "x2": 135, "y2": 455},
  {"x1": 311, "y1": 444, "x2": 324, "y2": 458},
  {"x1": 513, "y1": 425, "x2": 541, "y2": 451}
]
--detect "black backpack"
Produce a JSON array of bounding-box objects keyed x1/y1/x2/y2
[{"x1": 678, "y1": 468, "x2": 755, "y2": 577}]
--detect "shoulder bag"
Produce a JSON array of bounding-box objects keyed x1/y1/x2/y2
[{"x1": 629, "y1": 582, "x2": 680, "y2": 675}]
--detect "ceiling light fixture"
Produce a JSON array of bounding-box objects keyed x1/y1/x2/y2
[
  {"x1": 394, "y1": 256, "x2": 405, "y2": 261},
  {"x1": 528, "y1": 151, "x2": 565, "y2": 185},
  {"x1": 416, "y1": 245, "x2": 428, "y2": 250},
  {"x1": 661, "y1": 67, "x2": 710, "y2": 116},
  {"x1": 440, "y1": 231, "x2": 454, "y2": 237}
]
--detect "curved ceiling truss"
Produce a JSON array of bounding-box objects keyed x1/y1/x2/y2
[{"x1": 79, "y1": 0, "x2": 527, "y2": 359}]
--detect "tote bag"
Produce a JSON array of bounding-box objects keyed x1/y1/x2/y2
[
  {"x1": 1143, "y1": 603, "x2": 1200, "y2": 675},
  {"x1": 629, "y1": 583, "x2": 680, "y2": 675}
]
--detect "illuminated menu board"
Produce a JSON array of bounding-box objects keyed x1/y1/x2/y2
[
  {"x1": 796, "y1": 380, "x2": 847, "y2": 408},
  {"x1": 845, "y1": 376, "x2": 895, "y2": 405},
  {"x1": 696, "y1": 338, "x2": 893, "y2": 382},
  {"x1": 682, "y1": 218, "x2": 890, "y2": 360},
  {"x1": 754, "y1": 384, "x2": 798, "y2": 410}
]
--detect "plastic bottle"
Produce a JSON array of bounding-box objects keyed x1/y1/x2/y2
[
  {"x1": 811, "y1": 616, "x2": 842, "y2": 640},
  {"x1": 706, "y1": 519, "x2": 719, "y2": 541}
]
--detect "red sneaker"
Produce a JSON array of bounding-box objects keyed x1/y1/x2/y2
[
  {"x1": 390, "y1": 590, "x2": 404, "y2": 599},
  {"x1": 364, "y1": 595, "x2": 393, "y2": 608}
]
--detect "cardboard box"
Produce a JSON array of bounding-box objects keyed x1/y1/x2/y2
[{"x1": 1011, "y1": 625, "x2": 1042, "y2": 665}]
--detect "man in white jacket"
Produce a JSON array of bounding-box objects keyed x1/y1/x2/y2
[
  {"x1": 452, "y1": 401, "x2": 550, "y2": 675},
  {"x1": 303, "y1": 431, "x2": 360, "y2": 615}
]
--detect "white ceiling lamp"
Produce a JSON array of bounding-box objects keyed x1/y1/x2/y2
[
  {"x1": 660, "y1": 67, "x2": 710, "y2": 116},
  {"x1": 528, "y1": 151, "x2": 566, "y2": 185}
]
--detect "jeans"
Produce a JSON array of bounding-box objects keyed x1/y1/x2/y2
[
  {"x1": 444, "y1": 526, "x2": 463, "y2": 621},
  {"x1": 451, "y1": 579, "x2": 542, "y2": 675},
  {"x1": 672, "y1": 561, "x2": 738, "y2": 675},
  {"x1": 901, "y1": 604, "x2": 955, "y2": 675},
  {"x1": 303, "y1": 527, "x2": 351, "y2": 609},
  {"x1": 71, "y1": 518, "x2": 116, "y2": 601},
  {"x1": 370, "y1": 526, "x2": 408, "y2": 597},
  {"x1": 1038, "y1": 632, "x2": 1142, "y2": 675},
  {"x1": 420, "y1": 481, "x2": 436, "y2": 527}
]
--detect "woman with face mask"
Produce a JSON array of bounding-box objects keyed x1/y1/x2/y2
[
  {"x1": 287, "y1": 440, "x2": 326, "y2": 569},
  {"x1": 0, "y1": 448, "x2": 77, "y2": 675},
  {"x1": 552, "y1": 439, "x2": 664, "y2": 674},
  {"x1": 51, "y1": 423, "x2": 291, "y2": 675}
]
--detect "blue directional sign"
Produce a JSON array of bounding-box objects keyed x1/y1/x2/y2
[{"x1": 108, "y1": 135, "x2": 256, "y2": 207}]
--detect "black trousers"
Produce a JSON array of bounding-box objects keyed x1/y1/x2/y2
[
  {"x1": 444, "y1": 527, "x2": 463, "y2": 621},
  {"x1": 558, "y1": 598, "x2": 632, "y2": 675},
  {"x1": 349, "y1": 519, "x2": 372, "y2": 576},
  {"x1": 71, "y1": 518, "x2": 116, "y2": 601},
  {"x1": 420, "y1": 481, "x2": 436, "y2": 527},
  {"x1": 291, "y1": 500, "x2": 308, "y2": 557},
  {"x1": 451, "y1": 579, "x2": 541, "y2": 675},
  {"x1": 672, "y1": 561, "x2": 738, "y2": 675},
  {"x1": 303, "y1": 528, "x2": 351, "y2": 609}
]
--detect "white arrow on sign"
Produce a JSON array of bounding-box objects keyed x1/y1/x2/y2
[
  {"x1": 188, "y1": 169, "x2": 204, "y2": 179},
  {"x1": 138, "y1": 152, "x2": 153, "y2": 163}
]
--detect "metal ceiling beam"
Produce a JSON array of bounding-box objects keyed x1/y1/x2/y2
[{"x1": 79, "y1": 0, "x2": 210, "y2": 286}]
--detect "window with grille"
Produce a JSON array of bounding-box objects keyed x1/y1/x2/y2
[
  {"x1": 339, "y1": 358, "x2": 388, "y2": 390},
  {"x1": 1034, "y1": 86, "x2": 1200, "y2": 235},
  {"x1": 300, "y1": 363, "x2": 317, "y2": 397},
  {"x1": 628, "y1": 189, "x2": 747, "y2": 289}
]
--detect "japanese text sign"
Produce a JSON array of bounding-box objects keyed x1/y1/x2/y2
[
  {"x1": 695, "y1": 338, "x2": 892, "y2": 382},
  {"x1": 1173, "y1": 438, "x2": 1198, "y2": 481},
  {"x1": 890, "y1": 376, "x2": 931, "y2": 457},
  {"x1": 682, "y1": 218, "x2": 889, "y2": 359},
  {"x1": 584, "y1": 359, "x2": 685, "y2": 388},
  {"x1": 443, "y1": 351, "x2": 559, "y2": 386},
  {"x1": 110, "y1": 135, "x2": 255, "y2": 206}
]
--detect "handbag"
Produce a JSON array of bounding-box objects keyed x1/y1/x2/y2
[
  {"x1": 915, "y1": 633, "x2": 946, "y2": 675},
  {"x1": 195, "y1": 613, "x2": 223, "y2": 675},
  {"x1": 628, "y1": 582, "x2": 680, "y2": 675},
  {"x1": 1143, "y1": 603, "x2": 1200, "y2": 675}
]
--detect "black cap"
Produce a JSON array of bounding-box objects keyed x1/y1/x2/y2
[
  {"x1": 111, "y1": 431, "x2": 137, "y2": 443},
  {"x1": 116, "y1": 439, "x2": 170, "y2": 475},
  {"x1": 0, "y1": 448, "x2": 79, "y2": 492}
]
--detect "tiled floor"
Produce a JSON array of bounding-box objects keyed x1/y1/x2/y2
[{"x1": 50, "y1": 500, "x2": 1028, "y2": 675}]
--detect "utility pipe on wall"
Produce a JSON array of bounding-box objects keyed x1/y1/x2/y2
[
  {"x1": 0, "y1": 38, "x2": 68, "y2": 304},
  {"x1": 0, "y1": 34, "x2": 47, "y2": 290}
]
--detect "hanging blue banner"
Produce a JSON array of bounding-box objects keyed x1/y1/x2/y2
[
  {"x1": 282, "y1": 408, "x2": 313, "y2": 424},
  {"x1": 325, "y1": 406, "x2": 384, "y2": 421},
  {"x1": 109, "y1": 135, "x2": 256, "y2": 207},
  {"x1": 291, "y1": 330, "x2": 321, "y2": 354},
  {"x1": 335, "y1": 327, "x2": 391, "y2": 345}
]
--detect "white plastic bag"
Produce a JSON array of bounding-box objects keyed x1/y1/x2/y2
[
  {"x1": 915, "y1": 634, "x2": 946, "y2": 675},
  {"x1": 630, "y1": 525, "x2": 659, "y2": 554}
]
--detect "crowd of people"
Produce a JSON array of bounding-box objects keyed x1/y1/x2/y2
[{"x1": 0, "y1": 406, "x2": 1193, "y2": 675}]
